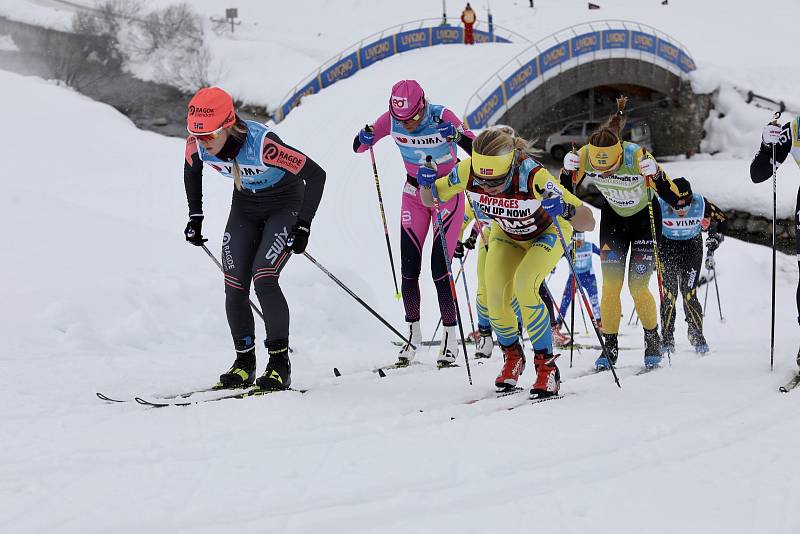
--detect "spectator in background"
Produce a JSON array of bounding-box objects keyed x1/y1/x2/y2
[{"x1": 461, "y1": 3, "x2": 476, "y2": 45}]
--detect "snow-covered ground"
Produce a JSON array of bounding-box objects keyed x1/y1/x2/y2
[{"x1": 2, "y1": 1, "x2": 800, "y2": 532}]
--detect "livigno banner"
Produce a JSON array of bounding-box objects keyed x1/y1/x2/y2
[
  {"x1": 465, "y1": 29, "x2": 696, "y2": 130},
  {"x1": 276, "y1": 25, "x2": 511, "y2": 122}
]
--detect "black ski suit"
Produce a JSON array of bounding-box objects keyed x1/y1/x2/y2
[
  {"x1": 184, "y1": 121, "x2": 326, "y2": 354},
  {"x1": 658, "y1": 195, "x2": 727, "y2": 345}
]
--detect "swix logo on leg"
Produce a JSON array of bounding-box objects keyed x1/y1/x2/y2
[{"x1": 265, "y1": 227, "x2": 289, "y2": 265}]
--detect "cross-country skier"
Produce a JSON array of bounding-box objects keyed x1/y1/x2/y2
[
  {"x1": 353, "y1": 80, "x2": 475, "y2": 368},
  {"x1": 561, "y1": 96, "x2": 687, "y2": 370},
  {"x1": 751, "y1": 116, "x2": 800, "y2": 367},
  {"x1": 183, "y1": 87, "x2": 326, "y2": 390},
  {"x1": 556, "y1": 231, "x2": 601, "y2": 340},
  {"x1": 419, "y1": 126, "x2": 595, "y2": 398},
  {"x1": 658, "y1": 177, "x2": 727, "y2": 355},
  {"x1": 455, "y1": 201, "x2": 533, "y2": 358}
]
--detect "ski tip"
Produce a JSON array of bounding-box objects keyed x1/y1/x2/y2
[
  {"x1": 333, "y1": 367, "x2": 341, "y2": 377},
  {"x1": 378, "y1": 368, "x2": 387, "y2": 378},
  {"x1": 134, "y1": 397, "x2": 167, "y2": 407},
  {"x1": 96, "y1": 392, "x2": 125, "y2": 403}
]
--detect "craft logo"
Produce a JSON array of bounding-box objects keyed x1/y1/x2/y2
[{"x1": 479, "y1": 168, "x2": 494, "y2": 176}]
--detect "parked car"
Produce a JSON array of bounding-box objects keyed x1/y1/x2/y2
[{"x1": 544, "y1": 118, "x2": 653, "y2": 161}]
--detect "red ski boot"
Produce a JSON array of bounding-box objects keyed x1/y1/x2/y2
[
  {"x1": 495, "y1": 342, "x2": 525, "y2": 390},
  {"x1": 530, "y1": 351, "x2": 561, "y2": 399}
]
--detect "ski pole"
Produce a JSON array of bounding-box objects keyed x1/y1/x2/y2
[
  {"x1": 542, "y1": 186, "x2": 621, "y2": 388},
  {"x1": 367, "y1": 139, "x2": 401, "y2": 300},
  {"x1": 570, "y1": 243, "x2": 576, "y2": 367},
  {"x1": 424, "y1": 156, "x2": 473, "y2": 385},
  {"x1": 645, "y1": 176, "x2": 666, "y2": 305},
  {"x1": 578, "y1": 288, "x2": 589, "y2": 334},
  {"x1": 544, "y1": 278, "x2": 576, "y2": 367},
  {"x1": 428, "y1": 197, "x2": 492, "y2": 344},
  {"x1": 627, "y1": 307, "x2": 636, "y2": 325},
  {"x1": 712, "y1": 266, "x2": 724, "y2": 322},
  {"x1": 429, "y1": 247, "x2": 469, "y2": 342},
  {"x1": 541, "y1": 281, "x2": 574, "y2": 344},
  {"x1": 301, "y1": 251, "x2": 416, "y2": 349},
  {"x1": 644, "y1": 172, "x2": 670, "y2": 365},
  {"x1": 770, "y1": 111, "x2": 781, "y2": 371},
  {"x1": 200, "y1": 244, "x2": 292, "y2": 353},
  {"x1": 458, "y1": 254, "x2": 477, "y2": 341}
]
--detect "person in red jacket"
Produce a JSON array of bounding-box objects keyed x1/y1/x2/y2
[{"x1": 461, "y1": 3, "x2": 476, "y2": 45}]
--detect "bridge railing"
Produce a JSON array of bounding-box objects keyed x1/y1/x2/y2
[
  {"x1": 462, "y1": 20, "x2": 696, "y2": 130},
  {"x1": 271, "y1": 18, "x2": 528, "y2": 124}
]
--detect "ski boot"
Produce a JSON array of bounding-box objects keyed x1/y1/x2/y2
[
  {"x1": 396, "y1": 321, "x2": 421, "y2": 368},
  {"x1": 644, "y1": 328, "x2": 662, "y2": 369},
  {"x1": 594, "y1": 333, "x2": 618, "y2": 371},
  {"x1": 495, "y1": 341, "x2": 525, "y2": 390},
  {"x1": 474, "y1": 327, "x2": 494, "y2": 359},
  {"x1": 256, "y1": 338, "x2": 291, "y2": 390},
  {"x1": 530, "y1": 351, "x2": 561, "y2": 399},
  {"x1": 437, "y1": 325, "x2": 459, "y2": 368},
  {"x1": 689, "y1": 326, "x2": 710, "y2": 354},
  {"x1": 661, "y1": 333, "x2": 675, "y2": 357},
  {"x1": 552, "y1": 325, "x2": 572, "y2": 348},
  {"x1": 796, "y1": 345, "x2": 800, "y2": 369},
  {"x1": 216, "y1": 348, "x2": 257, "y2": 389}
]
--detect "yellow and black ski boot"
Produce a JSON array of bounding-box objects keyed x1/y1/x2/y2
[
  {"x1": 215, "y1": 348, "x2": 256, "y2": 389},
  {"x1": 256, "y1": 338, "x2": 291, "y2": 390}
]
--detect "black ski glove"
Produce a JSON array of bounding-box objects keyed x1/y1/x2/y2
[
  {"x1": 184, "y1": 215, "x2": 207, "y2": 246},
  {"x1": 706, "y1": 233, "x2": 722, "y2": 253},
  {"x1": 454, "y1": 241, "x2": 465, "y2": 259},
  {"x1": 463, "y1": 232, "x2": 477, "y2": 250},
  {"x1": 288, "y1": 220, "x2": 311, "y2": 254}
]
